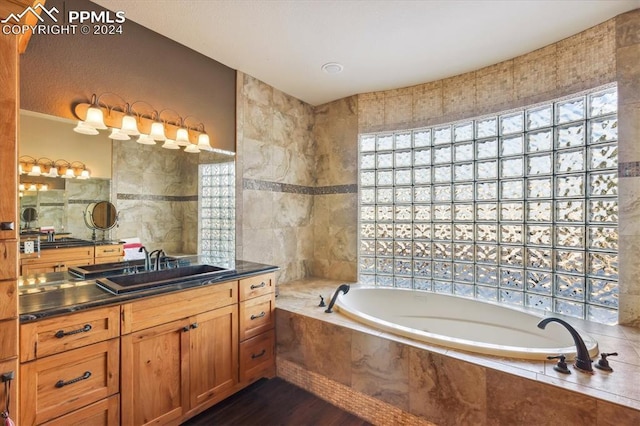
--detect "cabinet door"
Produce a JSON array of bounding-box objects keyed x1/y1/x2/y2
[
  {"x1": 189, "y1": 304, "x2": 238, "y2": 408},
  {"x1": 121, "y1": 319, "x2": 190, "y2": 426}
]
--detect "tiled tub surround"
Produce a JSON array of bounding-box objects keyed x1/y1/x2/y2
[
  {"x1": 276, "y1": 279, "x2": 640, "y2": 425},
  {"x1": 236, "y1": 9, "x2": 640, "y2": 325}
]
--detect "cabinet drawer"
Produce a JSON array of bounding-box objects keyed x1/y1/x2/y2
[
  {"x1": 20, "y1": 306, "x2": 120, "y2": 362},
  {"x1": 239, "y1": 273, "x2": 275, "y2": 301},
  {"x1": 94, "y1": 255, "x2": 123, "y2": 265},
  {"x1": 239, "y1": 331, "x2": 275, "y2": 383},
  {"x1": 121, "y1": 281, "x2": 237, "y2": 334},
  {"x1": 42, "y1": 394, "x2": 119, "y2": 426},
  {"x1": 21, "y1": 258, "x2": 93, "y2": 275},
  {"x1": 95, "y1": 244, "x2": 124, "y2": 259},
  {"x1": 239, "y1": 293, "x2": 274, "y2": 341},
  {"x1": 22, "y1": 246, "x2": 94, "y2": 263},
  {"x1": 20, "y1": 339, "x2": 119, "y2": 426}
]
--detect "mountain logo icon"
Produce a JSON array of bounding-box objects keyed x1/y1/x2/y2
[{"x1": 1, "y1": 3, "x2": 59, "y2": 24}]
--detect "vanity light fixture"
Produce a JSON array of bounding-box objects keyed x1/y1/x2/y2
[
  {"x1": 19, "y1": 156, "x2": 92, "y2": 180},
  {"x1": 136, "y1": 133, "x2": 156, "y2": 145},
  {"x1": 73, "y1": 120, "x2": 100, "y2": 135},
  {"x1": 20, "y1": 182, "x2": 48, "y2": 192},
  {"x1": 162, "y1": 138, "x2": 180, "y2": 150},
  {"x1": 74, "y1": 93, "x2": 219, "y2": 154},
  {"x1": 83, "y1": 94, "x2": 108, "y2": 130}
]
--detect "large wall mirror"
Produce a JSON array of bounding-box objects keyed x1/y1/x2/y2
[{"x1": 19, "y1": 110, "x2": 236, "y2": 259}]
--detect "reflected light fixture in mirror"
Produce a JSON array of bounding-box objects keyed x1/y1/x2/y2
[
  {"x1": 73, "y1": 93, "x2": 215, "y2": 154},
  {"x1": 19, "y1": 156, "x2": 91, "y2": 180}
]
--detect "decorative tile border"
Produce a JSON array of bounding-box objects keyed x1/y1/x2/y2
[
  {"x1": 243, "y1": 178, "x2": 357, "y2": 195},
  {"x1": 619, "y1": 162, "x2": 640, "y2": 178},
  {"x1": 116, "y1": 193, "x2": 198, "y2": 201},
  {"x1": 277, "y1": 357, "x2": 434, "y2": 426}
]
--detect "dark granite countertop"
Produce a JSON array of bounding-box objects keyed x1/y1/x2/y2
[{"x1": 19, "y1": 259, "x2": 279, "y2": 323}]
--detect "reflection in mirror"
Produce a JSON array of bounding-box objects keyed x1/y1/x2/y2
[
  {"x1": 84, "y1": 201, "x2": 119, "y2": 241},
  {"x1": 20, "y1": 110, "x2": 237, "y2": 261},
  {"x1": 87, "y1": 201, "x2": 118, "y2": 230}
]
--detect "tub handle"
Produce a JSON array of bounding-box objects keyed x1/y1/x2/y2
[{"x1": 547, "y1": 355, "x2": 570, "y2": 374}]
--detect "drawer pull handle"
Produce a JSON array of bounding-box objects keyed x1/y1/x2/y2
[
  {"x1": 55, "y1": 324, "x2": 92, "y2": 339},
  {"x1": 251, "y1": 349, "x2": 266, "y2": 359},
  {"x1": 250, "y1": 311, "x2": 266, "y2": 320},
  {"x1": 55, "y1": 371, "x2": 91, "y2": 388},
  {"x1": 250, "y1": 282, "x2": 266, "y2": 290}
]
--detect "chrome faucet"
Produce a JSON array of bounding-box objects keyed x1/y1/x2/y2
[
  {"x1": 325, "y1": 284, "x2": 350, "y2": 313},
  {"x1": 537, "y1": 317, "x2": 593, "y2": 372},
  {"x1": 138, "y1": 246, "x2": 151, "y2": 271},
  {"x1": 149, "y1": 249, "x2": 165, "y2": 271}
]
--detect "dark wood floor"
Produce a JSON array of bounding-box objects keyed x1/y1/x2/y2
[{"x1": 182, "y1": 377, "x2": 371, "y2": 426}]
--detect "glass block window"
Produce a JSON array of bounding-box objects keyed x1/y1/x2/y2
[
  {"x1": 199, "y1": 162, "x2": 235, "y2": 267},
  {"x1": 358, "y1": 85, "x2": 618, "y2": 324}
]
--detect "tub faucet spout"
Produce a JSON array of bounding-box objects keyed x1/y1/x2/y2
[
  {"x1": 537, "y1": 317, "x2": 593, "y2": 372},
  {"x1": 325, "y1": 284, "x2": 350, "y2": 313}
]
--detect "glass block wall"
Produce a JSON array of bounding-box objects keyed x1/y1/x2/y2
[
  {"x1": 199, "y1": 162, "x2": 235, "y2": 267},
  {"x1": 358, "y1": 85, "x2": 619, "y2": 324}
]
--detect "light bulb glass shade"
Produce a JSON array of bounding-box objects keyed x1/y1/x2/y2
[
  {"x1": 28, "y1": 165, "x2": 41, "y2": 176},
  {"x1": 18, "y1": 164, "x2": 23, "y2": 174},
  {"x1": 161, "y1": 139, "x2": 180, "y2": 150},
  {"x1": 85, "y1": 106, "x2": 107, "y2": 129},
  {"x1": 175, "y1": 128, "x2": 190, "y2": 146},
  {"x1": 63, "y1": 169, "x2": 75, "y2": 178},
  {"x1": 78, "y1": 169, "x2": 90, "y2": 180},
  {"x1": 109, "y1": 128, "x2": 130, "y2": 140},
  {"x1": 184, "y1": 143, "x2": 200, "y2": 153},
  {"x1": 197, "y1": 133, "x2": 212, "y2": 151},
  {"x1": 120, "y1": 114, "x2": 140, "y2": 136},
  {"x1": 40, "y1": 184, "x2": 48, "y2": 191},
  {"x1": 149, "y1": 122, "x2": 166, "y2": 141},
  {"x1": 137, "y1": 133, "x2": 156, "y2": 145},
  {"x1": 28, "y1": 184, "x2": 37, "y2": 191},
  {"x1": 73, "y1": 120, "x2": 100, "y2": 135},
  {"x1": 47, "y1": 167, "x2": 59, "y2": 177}
]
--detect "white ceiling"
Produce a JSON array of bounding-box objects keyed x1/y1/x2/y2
[{"x1": 92, "y1": 0, "x2": 639, "y2": 106}]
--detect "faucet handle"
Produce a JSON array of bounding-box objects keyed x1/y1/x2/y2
[
  {"x1": 594, "y1": 352, "x2": 618, "y2": 372},
  {"x1": 547, "y1": 355, "x2": 571, "y2": 374},
  {"x1": 318, "y1": 295, "x2": 326, "y2": 307}
]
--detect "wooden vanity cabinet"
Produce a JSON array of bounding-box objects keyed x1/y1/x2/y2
[
  {"x1": 121, "y1": 281, "x2": 238, "y2": 425},
  {"x1": 238, "y1": 273, "x2": 276, "y2": 384},
  {"x1": 19, "y1": 243, "x2": 124, "y2": 275},
  {"x1": 19, "y1": 307, "x2": 121, "y2": 425},
  {"x1": 20, "y1": 246, "x2": 94, "y2": 275},
  {"x1": 94, "y1": 243, "x2": 124, "y2": 264}
]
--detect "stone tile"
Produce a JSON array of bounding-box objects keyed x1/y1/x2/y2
[
  {"x1": 275, "y1": 309, "x2": 305, "y2": 365},
  {"x1": 514, "y1": 44, "x2": 557, "y2": 101},
  {"x1": 597, "y1": 400, "x2": 640, "y2": 425},
  {"x1": 486, "y1": 369, "x2": 597, "y2": 425},
  {"x1": 409, "y1": 348, "x2": 487, "y2": 426},
  {"x1": 442, "y1": 74, "x2": 475, "y2": 118},
  {"x1": 385, "y1": 93, "x2": 413, "y2": 128},
  {"x1": 351, "y1": 332, "x2": 410, "y2": 410},
  {"x1": 358, "y1": 91, "x2": 385, "y2": 133},
  {"x1": 475, "y1": 60, "x2": 514, "y2": 111},
  {"x1": 616, "y1": 44, "x2": 640, "y2": 105},
  {"x1": 616, "y1": 8, "x2": 640, "y2": 48},
  {"x1": 302, "y1": 317, "x2": 352, "y2": 386},
  {"x1": 412, "y1": 81, "x2": 443, "y2": 127}
]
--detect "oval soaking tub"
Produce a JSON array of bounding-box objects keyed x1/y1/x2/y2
[{"x1": 335, "y1": 287, "x2": 599, "y2": 360}]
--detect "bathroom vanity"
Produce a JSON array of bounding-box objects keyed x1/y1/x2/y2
[{"x1": 18, "y1": 260, "x2": 277, "y2": 425}]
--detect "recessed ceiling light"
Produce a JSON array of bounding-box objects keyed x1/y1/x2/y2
[{"x1": 321, "y1": 62, "x2": 344, "y2": 75}]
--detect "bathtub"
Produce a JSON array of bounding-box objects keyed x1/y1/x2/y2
[{"x1": 335, "y1": 287, "x2": 599, "y2": 360}]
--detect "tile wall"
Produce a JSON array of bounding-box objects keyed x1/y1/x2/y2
[{"x1": 236, "y1": 9, "x2": 639, "y2": 324}]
